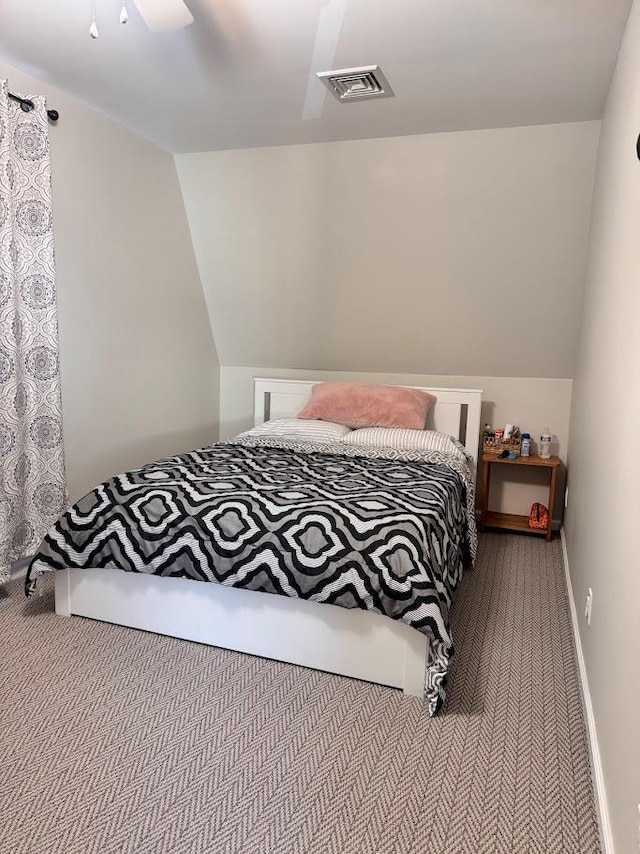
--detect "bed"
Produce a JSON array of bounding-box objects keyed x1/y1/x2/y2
[{"x1": 27, "y1": 379, "x2": 482, "y2": 715}]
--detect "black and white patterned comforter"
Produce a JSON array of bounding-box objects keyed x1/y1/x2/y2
[{"x1": 26, "y1": 436, "x2": 477, "y2": 715}]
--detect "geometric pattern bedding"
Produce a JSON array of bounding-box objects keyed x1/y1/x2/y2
[{"x1": 26, "y1": 437, "x2": 477, "y2": 715}]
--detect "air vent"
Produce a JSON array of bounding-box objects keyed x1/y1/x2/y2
[{"x1": 316, "y1": 65, "x2": 394, "y2": 103}]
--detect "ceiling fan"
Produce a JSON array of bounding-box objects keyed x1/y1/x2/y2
[
  {"x1": 90, "y1": 0, "x2": 194, "y2": 38},
  {"x1": 133, "y1": 0, "x2": 194, "y2": 32},
  {"x1": 88, "y1": 0, "x2": 370, "y2": 122}
]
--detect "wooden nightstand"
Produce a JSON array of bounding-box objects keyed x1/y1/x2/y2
[{"x1": 480, "y1": 453, "x2": 561, "y2": 542}]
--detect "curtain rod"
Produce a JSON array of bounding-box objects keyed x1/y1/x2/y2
[{"x1": 8, "y1": 91, "x2": 59, "y2": 123}]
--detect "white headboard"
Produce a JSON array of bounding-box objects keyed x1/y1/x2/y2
[{"x1": 253, "y1": 379, "x2": 483, "y2": 481}]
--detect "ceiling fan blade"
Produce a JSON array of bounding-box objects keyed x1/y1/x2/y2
[
  {"x1": 302, "y1": 0, "x2": 348, "y2": 120},
  {"x1": 134, "y1": 0, "x2": 194, "y2": 32}
]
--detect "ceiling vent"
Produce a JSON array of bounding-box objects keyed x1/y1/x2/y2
[{"x1": 316, "y1": 65, "x2": 394, "y2": 103}]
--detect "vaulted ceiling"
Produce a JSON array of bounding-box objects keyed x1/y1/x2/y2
[{"x1": 0, "y1": 0, "x2": 632, "y2": 153}]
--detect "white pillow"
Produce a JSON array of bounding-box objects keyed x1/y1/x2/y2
[
  {"x1": 236, "y1": 418, "x2": 352, "y2": 444},
  {"x1": 341, "y1": 427, "x2": 465, "y2": 458}
]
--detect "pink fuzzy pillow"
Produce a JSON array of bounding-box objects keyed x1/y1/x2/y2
[{"x1": 297, "y1": 383, "x2": 436, "y2": 430}]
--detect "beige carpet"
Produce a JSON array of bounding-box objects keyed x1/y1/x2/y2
[{"x1": 1, "y1": 534, "x2": 600, "y2": 854}]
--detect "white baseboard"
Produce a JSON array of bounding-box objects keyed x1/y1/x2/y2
[{"x1": 560, "y1": 529, "x2": 614, "y2": 854}]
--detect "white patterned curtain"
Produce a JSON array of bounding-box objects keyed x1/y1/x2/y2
[{"x1": 0, "y1": 80, "x2": 66, "y2": 579}]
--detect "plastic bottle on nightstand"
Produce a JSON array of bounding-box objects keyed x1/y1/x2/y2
[
  {"x1": 521, "y1": 434, "x2": 531, "y2": 457},
  {"x1": 539, "y1": 429, "x2": 552, "y2": 460}
]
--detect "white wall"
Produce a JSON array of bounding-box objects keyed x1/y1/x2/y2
[
  {"x1": 564, "y1": 2, "x2": 640, "y2": 851},
  {"x1": 176, "y1": 122, "x2": 599, "y2": 378},
  {"x1": 1, "y1": 60, "x2": 220, "y2": 501},
  {"x1": 177, "y1": 123, "x2": 598, "y2": 519},
  {"x1": 220, "y1": 366, "x2": 572, "y2": 522}
]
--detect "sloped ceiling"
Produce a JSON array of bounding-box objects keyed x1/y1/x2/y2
[
  {"x1": 177, "y1": 122, "x2": 600, "y2": 378},
  {"x1": 0, "y1": 0, "x2": 631, "y2": 152}
]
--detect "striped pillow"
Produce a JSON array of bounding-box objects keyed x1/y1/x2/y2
[
  {"x1": 237, "y1": 418, "x2": 351, "y2": 444},
  {"x1": 341, "y1": 427, "x2": 465, "y2": 458}
]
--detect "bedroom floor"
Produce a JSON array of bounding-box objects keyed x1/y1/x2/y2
[{"x1": 1, "y1": 534, "x2": 600, "y2": 854}]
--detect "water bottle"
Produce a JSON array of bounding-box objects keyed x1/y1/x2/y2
[
  {"x1": 521, "y1": 433, "x2": 531, "y2": 457},
  {"x1": 539, "y1": 429, "x2": 552, "y2": 459}
]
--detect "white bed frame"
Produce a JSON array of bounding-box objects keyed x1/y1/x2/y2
[
  {"x1": 55, "y1": 380, "x2": 482, "y2": 697},
  {"x1": 253, "y1": 379, "x2": 482, "y2": 483}
]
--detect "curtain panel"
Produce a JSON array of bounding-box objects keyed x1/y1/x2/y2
[{"x1": 0, "y1": 79, "x2": 66, "y2": 578}]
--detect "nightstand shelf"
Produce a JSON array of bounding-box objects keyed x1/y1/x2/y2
[{"x1": 480, "y1": 454, "x2": 561, "y2": 542}]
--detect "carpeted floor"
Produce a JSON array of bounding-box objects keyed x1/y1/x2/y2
[{"x1": 1, "y1": 534, "x2": 600, "y2": 854}]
